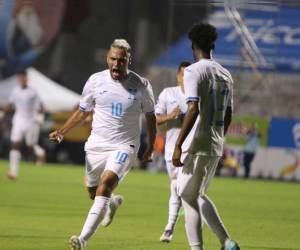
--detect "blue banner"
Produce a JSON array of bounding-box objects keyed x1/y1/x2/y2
[
  {"x1": 156, "y1": 6, "x2": 300, "y2": 73},
  {"x1": 0, "y1": 0, "x2": 65, "y2": 78},
  {"x1": 268, "y1": 117, "x2": 300, "y2": 149}
]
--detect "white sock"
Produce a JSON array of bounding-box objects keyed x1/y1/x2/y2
[
  {"x1": 33, "y1": 145, "x2": 45, "y2": 158},
  {"x1": 191, "y1": 246, "x2": 202, "y2": 250},
  {"x1": 198, "y1": 195, "x2": 229, "y2": 244},
  {"x1": 79, "y1": 196, "x2": 110, "y2": 242},
  {"x1": 181, "y1": 197, "x2": 203, "y2": 248},
  {"x1": 9, "y1": 150, "x2": 21, "y2": 176},
  {"x1": 165, "y1": 179, "x2": 181, "y2": 231}
]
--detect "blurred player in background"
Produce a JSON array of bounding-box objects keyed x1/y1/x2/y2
[
  {"x1": 243, "y1": 123, "x2": 261, "y2": 178},
  {"x1": 2, "y1": 70, "x2": 45, "y2": 180},
  {"x1": 49, "y1": 39, "x2": 156, "y2": 250},
  {"x1": 155, "y1": 61, "x2": 199, "y2": 242},
  {"x1": 172, "y1": 23, "x2": 240, "y2": 250}
]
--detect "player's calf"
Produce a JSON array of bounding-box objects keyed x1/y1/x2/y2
[{"x1": 101, "y1": 195, "x2": 124, "y2": 227}]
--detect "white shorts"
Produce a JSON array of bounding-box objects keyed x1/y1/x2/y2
[
  {"x1": 178, "y1": 154, "x2": 220, "y2": 198},
  {"x1": 85, "y1": 147, "x2": 136, "y2": 187},
  {"x1": 165, "y1": 151, "x2": 188, "y2": 180},
  {"x1": 166, "y1": 161, "x2": 179, "y2": 180},
  {"x1": 10, "y1": 121, "x2": 39, "y2": 146}
]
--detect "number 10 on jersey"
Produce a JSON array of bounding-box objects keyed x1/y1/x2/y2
[{"x1": 112, "y1": 102, "x2": 123, "y2": 117}]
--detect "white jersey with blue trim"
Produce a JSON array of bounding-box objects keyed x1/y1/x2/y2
[
  {"x1": 79, "y1": 69, "x2": 155, "y2": 151},
  {"x1": 184, "y1": 58, "x2": 233, "y2": 157},
  {"x1": 9, "y1": 85, "x2": 41, "y2": 125},
  {"x1": 155, "y1": 86, "x2": 199, "y2": 161}
]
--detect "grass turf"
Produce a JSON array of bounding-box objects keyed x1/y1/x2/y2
[{"x1": 0, "y1": 160, "x2": 300, "y2": 250}]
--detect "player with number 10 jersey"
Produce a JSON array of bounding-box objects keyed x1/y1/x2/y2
[
  {"x1": 80, "y1": 69, "x2": 155, "y2": 152},
  {"x1": 49, "y1": 39, "x2": 156, "y2": 250}
]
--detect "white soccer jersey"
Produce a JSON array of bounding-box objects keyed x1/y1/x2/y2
[
  {"x1": 9, "y1": 85, "x2": 41, "y2": 125},
  {"x1": 155, "y1": 86, "x2": 198, "y2": 161},
  {"x1": 184, "y1": 58, "x2": 233, "y2": 157},
  {"x1": 79, "y1": 70, "x2": 155, "y2": 151}
]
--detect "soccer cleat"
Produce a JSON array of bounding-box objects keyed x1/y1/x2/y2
[
  {"x1": 159, "y1": 230, "x2": 173, "y2": 243},
  {"x1": 221, "y1": 239, "x2": 240, "y2": 250},
  {"x1": 69, "y1": 235, "x2": 86, "y2": 250},
  {"x1": 101, "y1": 195, "x2": 124, "y2": 227}
]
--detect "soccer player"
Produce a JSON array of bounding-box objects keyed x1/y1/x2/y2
[
  {"x1": 49, "y1": 39, "x2": 156, "y2": 250},
  {"x1": 172, "y1": 23, "x2": 240, "y2": 250},
  {"x1": 3, "y1": 70, "x2": 45, "y2": 179},
  {"x1": 155, "y1": 61, "x2": 199, "y2": 242}
]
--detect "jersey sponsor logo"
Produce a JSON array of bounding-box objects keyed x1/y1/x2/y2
[{"x1": 99, "y1": 90, "x2": 108, "y2": 95}]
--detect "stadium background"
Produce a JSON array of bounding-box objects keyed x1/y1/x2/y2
[{"x1": 0, "y1": 0, "x2": 300, "y2": 181}]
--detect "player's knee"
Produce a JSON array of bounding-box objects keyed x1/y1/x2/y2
[
  {"x1": 97, "y1": 179, "x2": 117, "y2": 196},
  {"x1": 96, "y1": 171, "x2": 119, "y2": 196},
  {"x1": 181, "y1": 190, "x2": 198, "y2": 204},
  {"x1": 102, "y1": 172, "x2": 119, "y2": 188}
]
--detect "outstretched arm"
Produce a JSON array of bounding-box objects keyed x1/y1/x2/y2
[
  {"x1": 49, "y1": 109, "x2": 89, "y2": 143},
  {"x1": 172, "y1": 101, "x2": 199, "y2": 167}
]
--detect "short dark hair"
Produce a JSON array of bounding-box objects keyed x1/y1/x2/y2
[
  {"x1": 178, "y1": 61, "x2": 191, "y2": 71},
  {"x1": 188, "y1": 23, "x2": 218, "y2": 53}
]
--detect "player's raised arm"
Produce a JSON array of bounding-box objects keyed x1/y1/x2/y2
[
  {"x1": 50, "y1": 68, "x2": 95, "y2": 144},
  {"x1": 49, "y1": 109, "x2": 89, "y2": 143}
]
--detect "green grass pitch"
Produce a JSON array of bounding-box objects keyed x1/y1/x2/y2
[{"x1": 0, "y1": 160, "x2": 300, "y2": 250}]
